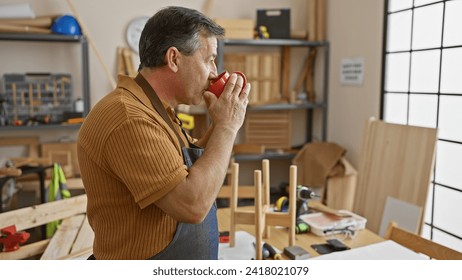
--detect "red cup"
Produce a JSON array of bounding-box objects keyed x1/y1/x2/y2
[{"x1": 208, "y1": 71, "x2": 247, "y2": 97}]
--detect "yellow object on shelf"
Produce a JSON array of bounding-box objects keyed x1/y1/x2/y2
[{"x1": 177, "y1": 113, "x2": 194, "y2": 130}]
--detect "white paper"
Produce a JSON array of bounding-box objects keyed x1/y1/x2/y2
[{"x1": 341, "y1": 57, "x2": 365, "y2": 86}]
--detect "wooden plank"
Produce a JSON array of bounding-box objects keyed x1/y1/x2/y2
[
  {"x1": 217, "y1": 185, "x2": 255, "y2": 198},
  {"x1": 245, "y1": 111, "x2": 291, "y2": 149},
  {"x1": 40, "y1": 214, "x2": 85, "y2": 260},
  {"x1": 307, "y1": 0, "x2": 317, "y2": 41},
  {"x1": 385, "y1": 222, "x2": 462, "y2": 260},
  {"x1": 70, "y1": 215, "x2": 94, "y2": 254},
  {"x1": 255, "y1": 170, "x2": 263, "y2": 260},
  {"x1": 116, "y1": 47, "x2": 126, "y2": 75},
  {"x1": 266, "y1": 212, "x2": 292, "y2": 227},
  {"x1": 316, "y1": 0, "x2": 326, "y2": 41},
  {"x1": 60, "y1": 247, "x2": 93, "y2": 260},
  {"x1": 353, "y1": 119, "x2": 437, "y2": 234},
  {"x1": 0, "y1": 239, "x2": 50, "y2": 260},
  {"x1": 305, "y1": 48, "x2": 317, "y2": 102},
  {"x1": 0, "y1": 16, "x2": 54, "y2": 27},
  {"x1": 0, "y1": 194, "x2": 87, "y2": 231},
  {"x1": 281, "y1": 46, "x2": 291, "y2": 101},
  {"x1": 233, "y1": 210, "x2": 255, "y2": 225}
]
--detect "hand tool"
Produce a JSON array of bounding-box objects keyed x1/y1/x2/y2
[
  {"x1": 28, "y1": 83, "x2": 34, "y2": 117},
  {"x1": 60, "y1": 76, "x2": 70, "y2": 99},
  {"x1": 0, "y1": 225, "x2": 30, "y2": 252},
  {"x1": 263, "y1": 242, "x2": 281, "y2": 260},
  {"x1": 219, "y1": 231, "x2": 230, "y2": 243},
  {"x1": 53, "y1": 77, "x2": 58, "y2": 107},
  {"x1": 12, "y1": 83, "x2": 19, "y2": 124},
  {"x1": 252, "y1": 242, "x2": 270, "y2": 259},
  {"x1": 20, "y1": 90, "x2": 25, "y2": 107},
  {"x1": 37, "y1": 82, "x2": 42, "y2": 113}
]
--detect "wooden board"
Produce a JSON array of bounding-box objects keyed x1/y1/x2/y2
[
  {"x1": 307, "y1": 0, "x2": 317, "y2": 41},
  {"x1": 0, "y1": 195, "x2": 87, "y2": 231},
  {"x1": 40, "y1": 214, "x2": 85, "y2": 260},
  {"x1": 244, "y1": 111, "x2": 291, "y2": 150},
  {"x1": 70, "y1": 215, "x2": 94, "y2": 254},
  {"x1": 353, "y1": 119, "x2": 437, "y2": 234},
  {"x1": 224, "y1": 52, "x2": 281, "y2": 105},
  {"x1": 0, "y1": 195, "x2": 88, "y2": 260}
]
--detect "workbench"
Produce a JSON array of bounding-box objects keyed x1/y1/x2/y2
[{"x1": 217, "y1": 206, "x2": 385, "y2": 259}]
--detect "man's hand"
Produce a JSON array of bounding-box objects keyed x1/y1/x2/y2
[{"x1": 203, "y1": 73, "x2": 250, "y2": 133}]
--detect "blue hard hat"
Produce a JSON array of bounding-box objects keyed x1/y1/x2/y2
[{"x1": 51, "y1": 15, "x2": 82, "y2": 35}]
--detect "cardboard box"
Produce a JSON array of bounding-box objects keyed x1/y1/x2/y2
[
  {"x1": 214, "y1": 18, "x2": 254, "y2": 39},
  {"x1": 325, "y1": 157, "x2": 357, "y2": 211}
]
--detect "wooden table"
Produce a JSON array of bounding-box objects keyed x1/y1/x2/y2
[{"x1": 217, "y1": 207, "x2": 385, "y2": 258}]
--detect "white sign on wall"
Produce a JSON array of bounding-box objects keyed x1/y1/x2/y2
[{"x1": 341, "y1": 57, "x2": 364, "y2": 86}]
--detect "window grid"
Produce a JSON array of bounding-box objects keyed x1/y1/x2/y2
[{"x1": 382, "y1": 0, "x2": 462, "y2": 246}]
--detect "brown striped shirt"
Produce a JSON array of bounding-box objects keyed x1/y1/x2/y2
[{"x1": 77, "y1": 75, "x2": 194, "y2": 259}]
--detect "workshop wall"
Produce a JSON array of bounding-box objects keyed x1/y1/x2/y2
[{"x1": 1, "y1": 0, "x2": 386, "y2": 170}]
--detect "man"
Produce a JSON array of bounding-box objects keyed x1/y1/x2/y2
[{"x1": 77, "y1": 6, "x2": 250, "y2": 259}]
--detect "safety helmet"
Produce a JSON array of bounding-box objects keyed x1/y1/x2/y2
[{"x1": 51, "y1": 15, "x2": 82, "y2": 35}]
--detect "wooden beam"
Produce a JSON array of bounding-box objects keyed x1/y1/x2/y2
[
  {"x1": 0, "y1": 239, "x2": 49, "y2": 260},
  {"x1": 40, "y1": 214, "x2": 85, "y2": 260},
  {"x1": 70, "y1": 215, "x2": 94, "y2": 254},
  {"x1": 217, "y1": 185, "x2": 255, "y2": 198},
  {"x1": 0, "y1": 195, "x2": 87, "y2": 231},
  {"x1": 281, "y1": 46, "x2": 291, "y2": 101}
]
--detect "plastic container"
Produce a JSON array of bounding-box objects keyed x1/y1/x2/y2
[{"x1": 299, "y1": 210, "x2": 367, "y2": 237}]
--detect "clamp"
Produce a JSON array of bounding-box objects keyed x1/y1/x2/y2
[{"x1": 0, "y1": 225, "x2": 30, "y2": 252}]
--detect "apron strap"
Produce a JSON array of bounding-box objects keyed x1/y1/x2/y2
[{"x1": 134, "y1": 73, "x2": 186, "y2": 148}]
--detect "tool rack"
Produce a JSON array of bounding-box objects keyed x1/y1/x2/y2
[
  {"x1": 0, "y1": 33, "x2": 90, "y2": 131},
  {"x1": 2, "y1": 73, "x2": 73, "y2": 124}
]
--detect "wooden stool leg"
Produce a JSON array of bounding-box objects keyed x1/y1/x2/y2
[
  {"x1": 255, "y1": 170, "x2": 263, "y2": 260},
  {"x1": 288, "y1": 165, "x2": 297, "y2": 246},
  {"x1": 229, "y1": 163, "x2": 239, "y2": 247},
  {"x1": 262, "y1": 159, "x2": 271, "y2": 238}
]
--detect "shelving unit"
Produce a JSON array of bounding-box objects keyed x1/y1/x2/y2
[
  {"x1": 0, "y1": 33, "x2": 90, "y2": 131},
  {"x1": 216, "y1": 38, "x2": 329, "y2": 161}
]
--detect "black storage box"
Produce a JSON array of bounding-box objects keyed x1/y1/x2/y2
[{"x1": 256, "y1": 8, "x2": 291, "y2": 39}]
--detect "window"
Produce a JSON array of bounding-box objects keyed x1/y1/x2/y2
[{"x1": 382, "y1": 0, "x2": 462, "y2": 252}]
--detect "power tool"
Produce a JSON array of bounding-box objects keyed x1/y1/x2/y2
[{"x1": 274, "y1": 184, "x2": 318, "y2": 234}]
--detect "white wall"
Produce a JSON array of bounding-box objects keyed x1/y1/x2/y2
[
  {"x1": 0, "y1": 0, "x2": 385, "y2": 169},
  {"x1": 326, "y1": 0, "x2": 384, "y2": 166}
]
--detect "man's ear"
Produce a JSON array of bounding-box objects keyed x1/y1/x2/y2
[{"x1": 165, "y1": 47, "x2": 180, "y2": 72}]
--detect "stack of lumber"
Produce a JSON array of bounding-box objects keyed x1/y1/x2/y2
[
  {"x1": 0, "y1": 194, "x2": 93, "y2": 260},
  {"x1": 0, "y1": 15, "x2": 56, "y2": 34}
]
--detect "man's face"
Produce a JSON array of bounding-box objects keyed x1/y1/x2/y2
[{"x1": 177, "y1": 35, "x2": 218, "y2": 105}]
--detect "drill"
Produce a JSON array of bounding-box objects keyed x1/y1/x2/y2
[
  {"x1": 295, "y1": 186, "x2": 316, "y2": 234},
  {"x1": 275, "y1": 184, "x2": 317, "y2": 234}
]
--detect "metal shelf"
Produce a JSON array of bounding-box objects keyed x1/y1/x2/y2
[
  {"x1": 233, "y1": 151, "x2": 297, "y2": 162},
  {"x1": 220, "y1": 38, "x2": 327, "y2": 47},
  {"x1": 0, "y1": 123, "x2": 81, "y2": 131},
  {"x1": 0, "y1": 33, "x2": 85, "y2": 43},
  {"x1": 216, "y1": 38, "x2": 330, "y2": 151},
  {"x1": 248, "y1": 102, "x2": 325, "y2": 111},
  {"x1": 0, "y1": 32, "x2": 91, "y2": 129}
]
